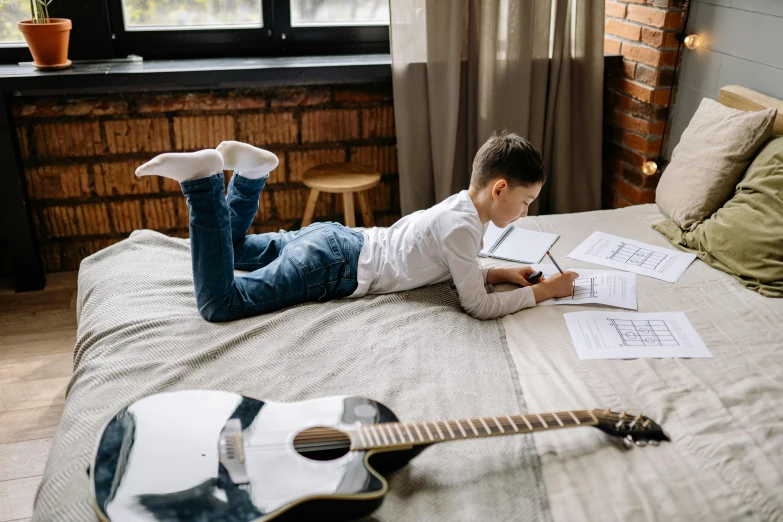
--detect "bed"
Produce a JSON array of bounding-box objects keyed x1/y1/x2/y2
[{"x1": 33, "y1": 87, "x2": 783, "y2": 521}]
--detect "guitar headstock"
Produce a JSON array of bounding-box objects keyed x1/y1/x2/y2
[{"x1": 592, "y1": 409, "x2": 669, "y2": 447}]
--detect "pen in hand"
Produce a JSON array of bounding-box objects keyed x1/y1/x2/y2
[{"x1": 546, "y1": 251, "x2": 564, "y2": 274}]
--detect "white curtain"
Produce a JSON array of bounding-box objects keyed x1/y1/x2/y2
[{"x1": 390, "y1": 0, "x2": 604, "y2": 215}]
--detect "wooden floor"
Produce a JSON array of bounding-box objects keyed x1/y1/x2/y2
[{"x1": 0, "y1": 272, "x2": 78, "y2": 522}]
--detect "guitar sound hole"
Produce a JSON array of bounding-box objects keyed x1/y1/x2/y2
[{"x1": 294, "y1": 427, "x2": 351, "y2": 461}]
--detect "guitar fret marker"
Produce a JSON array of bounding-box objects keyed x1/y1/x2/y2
[
  {"x1": 394, "y1": 423, "x2": 405, "y2": 443},
  {"x1": 422, "y1": 423, "x2": 435, "y2": 441},
  {"x1": 492, "y1": 416, "x2": 504, "y2": 433},
  {"x1": 505, "y1": 415, "x2": 519, "y2": 432},
  {"x1": 432, "y1": 422, "x2": 445, "y2": 439},
  {"x1": 569, "y1": 411, "x2": 581, "y2": 425},
  {"x1": 403, "y1": 424, "x2": 415, "y2": 442},
  {"x1": 536, "y1": 413, "x2": 549, "y2": 429},
  {"x1": 444, "y1": 421, "x2": 456, "y2": 438},
  {"x1": 552, "y1": 412, "x2": 564, "y2": 427},
  {"x1": 466, "y1": 419, "x2": 480, "y2": 436},
  {"x1": 479, "y1": 417, "x2": 492, "y2": 435},
  {"x1": 413, "y1": 423, "x2": 425, "y2": 441},
  {"x1": 456, "y1": 420, "x2": 468, "y2": 437},
  {"x1": 357, "y1": 429, "x2": 368, "y2": 448},
  {"x1": 521, "y1": 415, "x2": 533, "y2": 431}
]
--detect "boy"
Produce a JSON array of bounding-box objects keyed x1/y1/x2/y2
[{"x1": 136, "y1": 133, "x2": 578, "y2": 322}]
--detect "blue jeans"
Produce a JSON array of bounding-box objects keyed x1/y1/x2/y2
[{"x1": 181, "y1": 172, "x2": 364, "y2": 322}]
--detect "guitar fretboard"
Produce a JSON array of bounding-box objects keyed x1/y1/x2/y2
[{"x1": 349, "y1": 410, "x2": 598, "y2": 451}]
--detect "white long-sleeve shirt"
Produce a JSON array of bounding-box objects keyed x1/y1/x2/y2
[{"x1": 349, "y1": 190, "x2": 536, "y2": 320}]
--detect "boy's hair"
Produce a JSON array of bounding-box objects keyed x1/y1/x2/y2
[{"x1": 470, "y1": 131, "x2": 545, "y2": 189}]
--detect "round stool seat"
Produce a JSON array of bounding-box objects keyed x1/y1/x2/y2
[
  {"x1": 302, "y1": 163, "x2": 381, "y2": 193},
  {"x1": 300, "y1": 163, "x2": 381, "y2": 228}
]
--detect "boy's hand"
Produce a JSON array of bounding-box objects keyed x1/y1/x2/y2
[
  {"x1": 486, "y1": 266, "x2": 545, "y2": 287},
  {"x1": 532, "y1": 271, "x2": 579, "y2": 302}
]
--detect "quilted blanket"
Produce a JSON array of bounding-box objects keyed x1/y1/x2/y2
[{"x1": 33, "y1": 229, "x2": 551, "y2": 522}]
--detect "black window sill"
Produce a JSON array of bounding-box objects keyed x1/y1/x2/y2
[{"x1": 0, "y1": 53, "x2": 392, "y2": 95}]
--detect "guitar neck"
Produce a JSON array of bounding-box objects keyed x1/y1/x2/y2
[{"x1": 348, "y1": 410, "x2": 599, "y2": 451}]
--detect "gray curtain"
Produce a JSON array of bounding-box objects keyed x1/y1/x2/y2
[{"x1": 390, "y1": 0, "x2": 604, "y2": 216}]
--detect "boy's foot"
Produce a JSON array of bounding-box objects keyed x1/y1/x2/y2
[
  {"x1": 135, "y1": 150, "x2": 223, "y2": 182},
  {"x1": 216, "y1": 141, "x2": 279, "y2": 179}
]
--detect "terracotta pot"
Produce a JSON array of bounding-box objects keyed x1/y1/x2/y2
[{"x1": 18, "y1": 18, "x2": 72, "y2": 68}]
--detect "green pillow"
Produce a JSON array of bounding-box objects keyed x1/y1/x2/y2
[{"x1": 653, "y1": 135, "x2": 783, "y2": 297}]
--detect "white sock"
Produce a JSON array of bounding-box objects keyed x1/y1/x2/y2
[
  {"x1": 135, "y1": 150, "x2": 223, "y2": 183},
  {"x1": 216, "y1": 141, "x2": 279, "y2": 179}
]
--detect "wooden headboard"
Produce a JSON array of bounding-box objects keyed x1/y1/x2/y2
[{"x1": 718, "y1": 85, "x2": 783, "y2": 135}]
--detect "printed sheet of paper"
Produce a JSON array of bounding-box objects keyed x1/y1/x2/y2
[
  {"x1": 530, "y1": 264, "x2": 637, "y2": 310},
  {"x1": 566, "y1": 231, "x2": 696, "y2": 283},
  {"x1": 564, "y1": 311, "x2": 712, "y2": 359}
]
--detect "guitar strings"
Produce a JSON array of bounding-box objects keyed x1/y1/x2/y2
[
  {"x1": 214, "y1": 411, "x2": 617, "y2": 456},
  {"x1": 239, "y1": 419, "x2": 595, "y2": 453},
  {"x1": 213, "y1": 411, "x2": 600, "y2": 442}
]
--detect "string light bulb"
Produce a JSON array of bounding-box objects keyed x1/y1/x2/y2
[
  {"x1": 683, "y1": 34, "x2": 700, "y2": 49},
  {"x1": 643, "y1": 160, "x2": 658, "y2": 176}
]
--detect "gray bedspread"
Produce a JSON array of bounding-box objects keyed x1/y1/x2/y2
[
  {"x1": 34, "y1": 229, "x2": 551, "y2": 522},
  {"x1": 486, "y1": 204, "x2": 783, "y2": 522}
]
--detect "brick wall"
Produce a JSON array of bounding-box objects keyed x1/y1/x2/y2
[
  {"x1": 603, "y1": 0, "x2": 687, "y2": 208},
  {"x1": 10, "y1": 82, "x2": 399, "y2": 272}
]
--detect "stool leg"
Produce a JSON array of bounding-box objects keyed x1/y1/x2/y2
[
  {"x1": 357, "y1": 191, "x2": 375, "y2": 227},
  {"x1": 301, "y1": 189, "x2": 320, "y2": 228},
  {"x1": 342, "y1": 192, "x2": 356, "y2": 228}
]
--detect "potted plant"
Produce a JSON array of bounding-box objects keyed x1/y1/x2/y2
[{"x1": 17, "y1": 0, "x2": 72, "y2": 69}]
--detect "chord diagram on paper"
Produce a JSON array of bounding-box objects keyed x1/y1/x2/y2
[
  {"x1": 609, "y1": 319, "x2": 679, "y2": 347},
  {"x1": 555, "y1": 277, "x2": 597, "y2": 301},
  {"x1": 606, "y1": 243, "x2": 668, "y2": 271}
]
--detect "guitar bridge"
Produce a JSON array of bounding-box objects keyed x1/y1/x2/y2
[{"x1": 219, "y1": 418, "x2": 249, "y2": 485}]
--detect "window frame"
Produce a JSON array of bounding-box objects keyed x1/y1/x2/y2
[
  {"x1": 106, "y1": 0, "x2": 275, "y2": 60},
  {"x1": 0, "y1": 46, "x2": 32, "y2": 65},
  {"x1": 0, "y1": 0, "x2": 390, "y2": 64}
]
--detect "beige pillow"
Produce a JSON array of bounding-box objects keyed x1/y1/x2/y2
[{"x1": 656, "y1": 98, "x2": 776, "y2": 230}]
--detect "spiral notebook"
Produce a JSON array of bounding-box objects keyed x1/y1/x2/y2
[{"x1": 479, "y1": 223, "x2": 559, "y2": 264}]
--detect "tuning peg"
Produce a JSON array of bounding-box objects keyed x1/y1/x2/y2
[
  {"x1": 635, "y1": 439, "x2": 648, "y2": 447},
  {"x1": 623, "y1": 435, "x2": 634, "y2": 449},
  {"x1": 648, "y1": 440, "x2": 660, "y2": 447}
]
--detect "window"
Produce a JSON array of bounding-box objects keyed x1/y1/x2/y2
[
  {"x1": 0, "y1": 0, "x2": 390, "y2": 63},
  {"x1": 0, "y1": 0, "x2": 27, "y2": 45},
  {"x1": 120, "y1": 0, "x2": 263, "y2": 30},
  {"x1": 109, "y1": 0, "x2": 389, "y2": 60},
  {"x1": 290, "y1": 0, "x2": 390, "y2": 27}
]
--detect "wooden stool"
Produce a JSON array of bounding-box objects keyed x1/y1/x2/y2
[{"x1": 300, "y1": 163, "x2": 381, "y2": 228}]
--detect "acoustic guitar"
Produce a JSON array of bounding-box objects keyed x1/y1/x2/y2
[{"x1": 90, "y1": 390, "x2": 668, "y2": 521}]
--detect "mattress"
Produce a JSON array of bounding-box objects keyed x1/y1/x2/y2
[{"x1": 483, "y1": 203, "x2": 783, "y2": 522}]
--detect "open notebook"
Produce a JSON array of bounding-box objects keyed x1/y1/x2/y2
[{"x1": 479, "y1": 223, "x2": 559, "y2": 264}]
